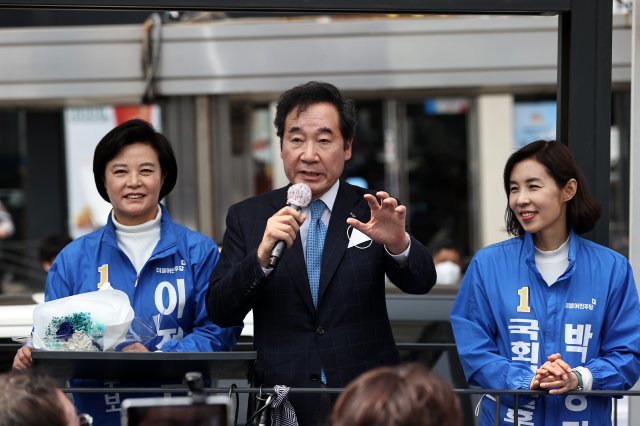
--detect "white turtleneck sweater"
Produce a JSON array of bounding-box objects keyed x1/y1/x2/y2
[
  {"x1": 112, "y1": 206, "x2": 162, "y2": 277},
  {"x1": 534, "y1": 237, "x2": 570, "y2": 287}
]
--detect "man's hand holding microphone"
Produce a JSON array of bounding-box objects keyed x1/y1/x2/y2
[
  {"x1": 257, "y1": 183, "x2": 410, "y2": 270},
  {"x1": 257, "y1": 183, "x2": 312, "y2": 269}
]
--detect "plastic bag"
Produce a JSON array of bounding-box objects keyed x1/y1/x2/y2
[{"x1": 117, "y1": 314, "x2": 183, "y2": 351}]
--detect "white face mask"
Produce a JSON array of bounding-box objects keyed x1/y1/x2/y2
[{"x1": 435, "y1": 261, "x2": 462, "y2": 285}]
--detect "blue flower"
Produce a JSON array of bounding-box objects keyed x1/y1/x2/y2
[{"x1": 56, "y1": 321, "x2": 74, "y2": 341}]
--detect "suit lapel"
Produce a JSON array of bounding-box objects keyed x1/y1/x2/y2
[{"x1": 317, "y1": 182, "x2": 367, "y2": 305}]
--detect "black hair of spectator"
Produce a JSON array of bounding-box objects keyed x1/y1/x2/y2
[
  {"x1": 38, "y1": 234, "x2": 72, "y2": 264},
  {"x1": 430, "y1": 240, "x2": 462, "y2": 256},
  {"x1": 503, "y1": 140, "x2": 601, "y2": 236},
  {"x1": 274, "y1": 81, "x2": 356, "y2": 149},
  {"x1": 92, "y1": 119, "x2": 177, "y2": 203},
  {"x1": 0, "y1": 370, "x2": 68, "y2": 426}
]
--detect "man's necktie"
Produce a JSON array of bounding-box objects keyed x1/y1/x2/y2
[
  {"x1": 306, "y1": 199, "x2": 328, "y2": 384},
  {"x1": 306, "y1": 199, "x2": 326, "y2": 309}
]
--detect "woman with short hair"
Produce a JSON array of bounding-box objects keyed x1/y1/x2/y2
[{"x1": 14, "y1": 119, "x2": 240, "y2": 425}]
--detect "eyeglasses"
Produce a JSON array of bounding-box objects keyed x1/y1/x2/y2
[{"x1": 78, "y1": 413, "x2": 93, "y2": 426}]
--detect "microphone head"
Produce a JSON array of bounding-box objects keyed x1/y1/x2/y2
[{"x1": 287, "y1": 183, "x2": 312, "y2": 207}]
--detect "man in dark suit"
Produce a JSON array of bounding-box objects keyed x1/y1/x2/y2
[{"x1": 207, "y1": 81, "x2": 436, "y2": 424}]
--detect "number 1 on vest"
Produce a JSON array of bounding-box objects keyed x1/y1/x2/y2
[{"x1": 517, "y1": 286, "x2": 531, "y2": 313}]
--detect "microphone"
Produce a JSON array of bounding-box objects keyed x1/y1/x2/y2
[{"x1": 268, "y1": 183, "x2": 312, "y2": 269}]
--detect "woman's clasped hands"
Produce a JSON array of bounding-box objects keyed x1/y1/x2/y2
[{"x1": 531, "y1": 353, "x2": 580, "y2": 394}]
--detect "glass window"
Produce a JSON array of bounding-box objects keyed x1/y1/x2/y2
[
  {"x1": 250, "y1": 106, "x2": 273, "y2": 195},
  {"x1": 405, "y1": 100, "x2": 470, "y2": 256},
  {"x1": 343, "y1": 100, "x2": 385, "y2": 192}
]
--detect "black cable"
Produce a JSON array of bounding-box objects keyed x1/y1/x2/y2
[
  {"x1": 228, "y1": 383, "x2": 239, "y2": 426},
  {"x1": 245, "y1": 393, "x2": 273, "y2": 426}
]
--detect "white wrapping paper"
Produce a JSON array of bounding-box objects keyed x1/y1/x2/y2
[{"x1": 32, "y1": 289, "x2": 134, "y2": 351}]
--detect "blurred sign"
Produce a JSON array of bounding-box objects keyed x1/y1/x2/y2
[
  {"x1": 423, "y1": 98, "x2": 469, "y2": 115},
  {"x1": 513, "y1": 101, "x2": 557, "y2": 149}
]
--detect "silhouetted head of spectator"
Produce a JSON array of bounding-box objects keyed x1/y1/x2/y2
[
  {"x1": 38, "y1": 234, "x2": 72, "y2": 273},
  {"x1": 0, "y1": 370, "x2": 79, "y2": 426},
  {"x1": 432, "y1": 241, "x2": 463, "y2": 286},
  {"x1": 331, "y1": 363, "x2": 461, "y2": 426},
  {"x1": 432, "y1": 241, "x2": 462, "y2": 267}
]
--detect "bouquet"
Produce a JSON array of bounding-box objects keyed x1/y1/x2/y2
[{"x1": 32, "y1": 289, "x2": 134, "y2": 351}]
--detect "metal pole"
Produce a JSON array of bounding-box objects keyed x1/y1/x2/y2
[
  {"x1": 628, "y1": 1, "x2": 640, "y2": 424},
  {"x1": 556, "y1": 0, "x2": 612, "y2": 246}
]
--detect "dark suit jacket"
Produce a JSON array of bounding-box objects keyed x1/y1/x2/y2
[{"x1": 207, "y1": 181, "x2": 436, "y2": 423}]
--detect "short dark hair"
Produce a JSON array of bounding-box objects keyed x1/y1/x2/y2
[
  {"x1": 274, "y1": 81, "x2": 356, "y2": 149},
  {"x1": 0, "y1": 370, "x2": 68, "y2": 426},
  {"x1": 431, "y1": 239, "x2": 462, "y2": 256},
  {"x1": 38, "y1": 234, "x2": 72, "y2": 263},
  {"x1": 93, "y1": 119, "x2": 177, "y2": 203},
  {"x1": 503, "y1": 140, "x2": 601, "y2": 236},
  {"x1": 331, "y1": 363, "x2": 461, "y2": 426}
]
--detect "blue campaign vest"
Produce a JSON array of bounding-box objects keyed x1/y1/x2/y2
[{"x1": 451, "y1": 231, "x2": 640, "y2": 425}]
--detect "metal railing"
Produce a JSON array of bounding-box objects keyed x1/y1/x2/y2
[
  {"x1": 4, "y1": 323, "x2": 634, "y2": 425},
  {"x1": 56, "y1": 385, "x2": 640, "y2": 425}
]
